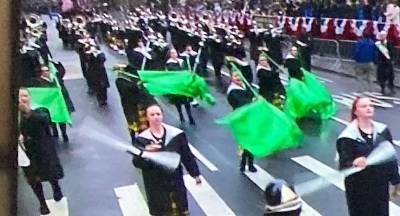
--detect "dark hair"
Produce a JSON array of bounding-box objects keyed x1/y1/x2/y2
[
  {"x1": 166, "y1": 47, "x2": 177, "y2": 59},
  {"x1": 144, "y1": 103, "x2": 163, "y2": 114}
]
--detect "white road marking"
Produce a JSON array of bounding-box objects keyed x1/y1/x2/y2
[
  {"x1": 183, "y1": 174, "x2": 236, "y2": 216},
  {"x1": 189, "y1": 144, "x2": 219, "y2": 172},
  {"x1": 292, "y1": 155, "x2": 400, "y2": 216},
  {"x1": 114, "y1": 184, "x2": 151, "y2": 216},
  {"x1": 244, "y1": 164, "x2": 322, "y2": 216},
  {"x1": 44, "y1": 197, "x2": 69, "y2": 216}
]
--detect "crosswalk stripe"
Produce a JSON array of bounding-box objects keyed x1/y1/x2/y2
[
  {"x1": 292, "y1": 155, "x2": 400, "y2": 216},
  {"x1": 244, "y1": 164, "x2": 322, "y2": 216},
  {"x1": 189, "y1": 144, "x2": 219, "y2": 172},
  {"x1": 44, "y1": 197, "x2": 69, "y2": 216},
  {"x1": 114, "y1": 184, "x2": 151, "y2": 216},
  {"x1": 183, "y1": 174, "x2": 236, "y2": 216}
]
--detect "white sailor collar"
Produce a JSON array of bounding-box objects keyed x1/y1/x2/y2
[
  {"x1": 134, "y1": 47, "x2": 152, "y2": 59},
  {"x1": 138, "y1": 123, "x2": 183, "y2": 146},
  {"x1": 166, "y1": 58, "x2": 184, "y2": 65},
  {"x1": 256, "y1": 65, "x2": 271, "y2": 71},
  {"x1": 286, "y1": 54, "x2": 296, "y2": 59},
  {"x1": 338, "y1": 120, "x2": 387, "y2": 143},
  {"x1": 227, "y1": 82, "x2": 246, "y2": 95},
  {"x1": 180, "y1": 50, "x2": 198, "y2": 56}
]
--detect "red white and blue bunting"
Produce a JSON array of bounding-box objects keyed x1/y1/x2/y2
[{"x1": 276, "y1": 16, "x2": 400, "y2": 44}]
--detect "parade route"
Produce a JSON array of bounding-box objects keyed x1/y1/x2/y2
[{"x1": 17, "y1": 16, "x2": 400, "y2": 216}]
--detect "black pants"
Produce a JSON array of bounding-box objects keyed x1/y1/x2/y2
[
  {"x1": 96, "y1": 87, "x2": 108, "y2": 105},
  {"x1": 51, "y1": 123, "x2": 67, "y2": 137},
  {"x1": 175, "y1": 101, "x2": 194, "y2": 123},
  {"x1": 212, "y1": 60, "x2": 223, "y2": 80},
  {"x1": 241, "y1": 150, "x2": 254, "y2": 167},
  {"x1": 28, "y1": 180, "x2": 62, "y2": 207},
  {"x1": 378, "y1": 64, "x2": 395, "y2": 92}
]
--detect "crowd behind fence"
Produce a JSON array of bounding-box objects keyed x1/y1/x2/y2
[{"x1": 281, "y1": 35, "x2": 400, "y2": 72}]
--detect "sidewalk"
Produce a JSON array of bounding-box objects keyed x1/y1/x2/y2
[{"x1": 312, "y1": 55, "x2": 400, "y2": 88}]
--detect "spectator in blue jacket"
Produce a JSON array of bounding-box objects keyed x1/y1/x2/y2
[{"x1": 353, "y1": 32, "x2": 376, "y2": 92}]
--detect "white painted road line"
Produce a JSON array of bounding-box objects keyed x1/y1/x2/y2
[
  {"x1": 331, "y1": 116, "x2": 349, "y2": 126},
  {"x1": 44, "y1": 197, "x2": 69, "y2": 216},
  {"x1": 189, "y1": 144, "x2": 219, "y2": 172},
  {"x1": 183, "y1": 174, "x2": 236, "y2": 216},
  {"x1": 114, "y1": 184, "x2": 151, "y2": 216},
  {"x1": 244, "y1": 164, "x2": 322, "y2": 216},
  {"x1": 292, "y1": 155, "x2": 400, "y2": 216}
]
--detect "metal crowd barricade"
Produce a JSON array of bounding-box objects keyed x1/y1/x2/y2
[
  {"x1": 338, "y1": 40, "x2": 356, "y2": 60},
  {"x1": 311, "y1": 38, "x2": 340, "y2": 58}
]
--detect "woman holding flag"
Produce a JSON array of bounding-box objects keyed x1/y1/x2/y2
[
  {"x1": 337, "y1": 97, "x2": 400, "y2": 216},
  {"x1": 133, "y1": 103, "x2": 201, "y2": 216},
  {"x1": 225, "y1": 60, "x2": 257, "y2": 172},
  {"x1": 165, "y1": 48, "x2": 196, "y2": 125},
  {"x1": 18, "y1": 87, "x2": 64, "y2": 215},
  {"x1": 282, "y1": 44, "x2": 336, "y2": 120},
  {"x1": 284, "y1": 46, "x2": 304, "y2": 81},
  {"x1": 257, "y1": 52, "x2": 285, "y2": 109}
]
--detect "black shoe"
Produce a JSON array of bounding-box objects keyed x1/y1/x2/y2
[
  {"x1": 240, "y1": 161, "x2": 246, "y2": 172},
  {"x1": 189, "y1": 117, "x2": 196, "y2": 125},
  {"x1": 99, "y1": 101, "x2": 107, "y2": 106},
  {"x1": 62, "y1": 134, "x2": 69, "y2": 142},
  {"x1": 248, "y1": 165, "x2": 257, "y2": 172},
  {"x1": 53, "y1": 188, "x2": 64, "y2": 202},
  {"x1": 390, "y1": 89, "x2": 396, "y2": 96},
  {"x1": 40, "y1": 205, "x2": 50, "y2": 215}
]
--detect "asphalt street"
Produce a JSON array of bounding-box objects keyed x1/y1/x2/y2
[{"x1": 17, "y1": 16, "x2": 400, "y2": 216}]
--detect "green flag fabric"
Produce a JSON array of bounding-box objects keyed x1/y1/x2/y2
[
  {"x1": 138, "y1": 70, "x2": 215, "y2": 105},
  {"x1": 284, "y1": 69, "x2": 336, "y2": 119},
  {"x1": 302, "y1": 69, "x2": 336, "y2": 119},
  {"x1": 28, "y1": 87, "x2": 72, "y2": 123},
  {"x1": 216, "y1": 98, "x2": 303, "y2": 157}
]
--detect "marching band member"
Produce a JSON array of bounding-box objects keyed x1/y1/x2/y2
[
  {"x1": 257, "y1": 51, "x2": 285, "y2": 109},
  {"x1": 226, "y1": 62, "x2": 257, "y2": 173},
  {"x1": 337, "y1": 97, "x2": 400, "y2": 216},
  {"x1": 166, "y1": 48, "x2": 196, "y2": 125},
  {"x1": 133, "y1": 103, "x2": 201, "y2": 216},
  {"x1": 284, "y1": 46, "x2": 304, "y2": 81},
  {"x1": 376, "y1": 31, "x2": 396, "y2": 96}
]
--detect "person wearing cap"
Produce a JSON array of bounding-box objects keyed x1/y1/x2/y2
[
  {"x1": 264, "y1": 26, "x2": 284, "y2": 71},
  {"x1": 264, "y1": 179, "x2": 302, "y2": 216},
  {"x1": 248, "y1": 22, "x2": 266, "y2": 64},
  {"x1": 226, "y1": 62, "x2": 257, "y2": 172},
  {"x1": 209, "y1": 33, "x2": 227, "y2": 86},
  {"x1": 296, "y1": 28, "x2": 313, "y2": 71},
  {"x1": 375, "y1": 31, "x2": 396, "y2": 96},
  {"x1": 85, "y1": 45, "x2": 109, "y2": 106}
]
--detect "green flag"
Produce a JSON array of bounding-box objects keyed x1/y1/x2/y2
[
  {"x1": 28, "y1": 87, "x2": 72, "y2": 123},
  {"x1": 302, "y1": 69, "x2": 336, "y2": 119},
  {"x1": 284, "y1": 69, "x2": 336, "y2": 119},
  {"x1": 138, "y1": 70, "x2": 215, "y2": 105},
  {"x1": 216, "y1": 98, "x2": 303, "y2": 157}
]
